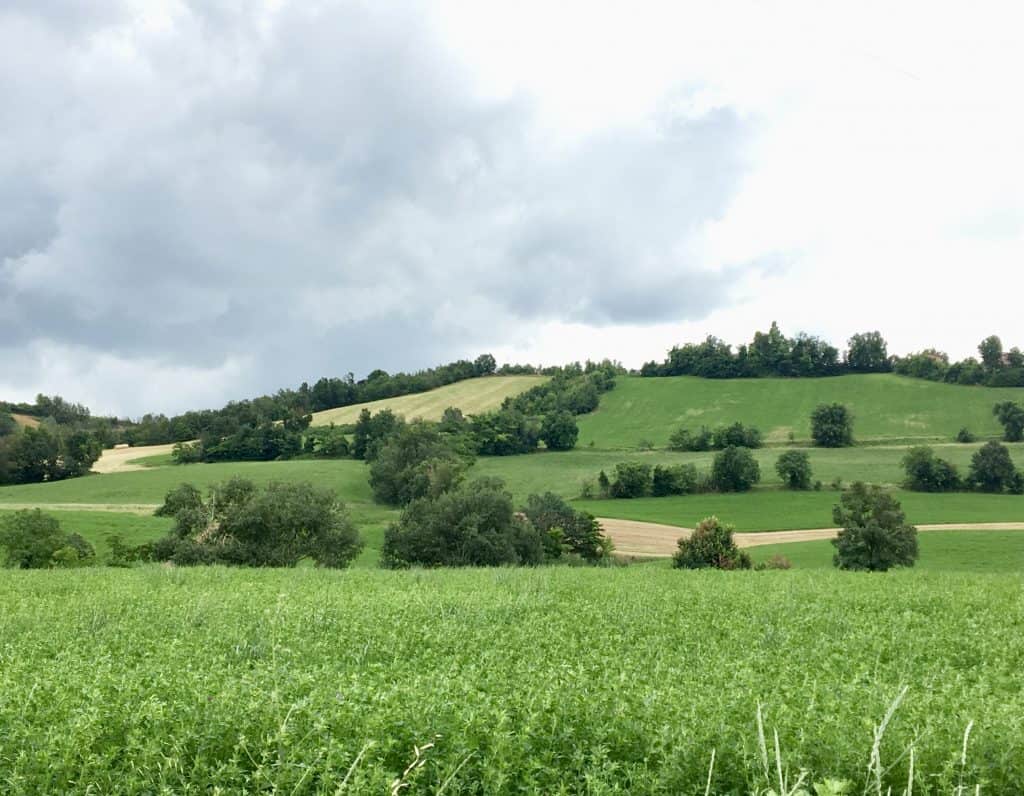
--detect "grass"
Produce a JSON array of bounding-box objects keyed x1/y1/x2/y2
[
  {"x1": 1, "y1": 566, "x2": 1021, "y2": 792},
  {"x1": 578, "y1": 373, "x2": 1024, "y2": 449},
  {"x1": 310, "y1": 375, "x2": 547, "y2": 426},
  {"x1": 0, "y1": 509, "x2": 172, "y2": 557},
  {"x1": 752, "y1": 530, "x2": 1024, "y2": 572}
]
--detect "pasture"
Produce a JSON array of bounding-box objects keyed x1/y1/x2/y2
[
  {"x1": 309, "y1": 375, "x2": 548, "y2": 426},
  {"x1": 2, "y1": 566, "x2": 1022, "y2": 793},
  {"x1": 577, "y1": 374, "x2": 1023, "y2": 449}
]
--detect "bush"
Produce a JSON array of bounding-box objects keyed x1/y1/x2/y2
[
  {"x1": 609, "y1": 462, "x2": 653, "y2": 498},
  {"x1": 755, "y1": 553, "x2": 792, "y2": 571},
  {"x1": 672, "y1": 516, "x2": 751, "y2": 570},
  {"x1": 470, "y1": 409, "x2": 541, "y2": 456},
  {"x1": 303, "y1": 425, "x2": 350, "y2": 458},
  {"x1": 810, "y1": 403, "x2": 853, "y2": 448},
  {"x1": 651, "y1": 463, "x2": 700, "y2": 496},
  {"x1": 710, "y1": 446, "x2": 760, "y2": 492},
  {"x1": 539, "y1": 410, "x2": 579, "y2": 451},
  {"x1": 381, "y1": 479, "x2": 544, "y2": 568},
  {"x1": 831, "y1": 482, "x2": 918, "y2": 571},
  {"x1": 152, "y1": 480, "x2": 362, "y2": 567},
  {"x1": 993, "y1": 402, "x2": 1024, "y2": 442},
  {"x1": 901, "y1": 446, "x2": 961, "y2": 492},
  {"x1": 172, "y1": 441, "x2": 204, "y2": 464},
  {"x1": 352, "y1": 409, "x2": 404, "y2": 461},
  {"x1": 0, "y1": 510, "x2": 95, "y2": 569},
  {"x1": 968, "y1": 441, "x2": 1021, "y2": 493},
  {"x1": 667, "y1": 426, "x2": 713, "y2": 452},
  {"x1": 711, "y1": 422, "x2": 762, "y2": 450},
  {"x1": 775, "y1": 450, "x2": 812, "y2": 490},
  {"x1": 521, "y1": 492, "x2": 612, "y2": 562},
  {"x1": 955, "y1": 427, "x2": 976, "y2": 443},
  {"x1": 369, "y1": 420, "x2": 468, "y2": 506}
]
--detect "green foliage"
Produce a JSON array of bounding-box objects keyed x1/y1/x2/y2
[
  {"x1": 352, "y1": 408, "x2": 404, "y2": 460},
  {"x1": 711, "y1": 446, "x2": 761, "y2": 492},
  {"x1": 669, "y1": 422, "x2": 761, "y2": 451},
  {"x1": 152, "y1": 479, "x2": 362, "y2": 567},
  {"x1": 521, "y1": 492, "x2": 611, "y2": 562},
  {"x1": 831, "y1": 483, "x2": 918, "y2": 571},
  {"x1": 810, "y1": 403, "x2": 853, "y2": 448},
  {"x1": 470, "y1": 409, "x2": 540, "y2": 456},
  {"x1": 609, "y1": 461, "x2": 653, "y2": 498},
  {"x1": 302, "y1": 424, "x2": 350, "y2": 457},
  {"x1": 845, "y1": 331, "x2": 890, "y2": 372},
  {"x1": 0, "y1": 509, "x2": 95, "y2": 568},
  {"x1": 171, "y1": 440, "x2": 204, "y2": 464},
  {"x1": 0, "y1": 412, "x2": 17, "y2": 438},
  {"x1": 993, "y1": 401, "x2": 1024, "y2": 442},
  {"x1": 0, "y1": 425, "x2": 103, "y2": 485},
  {"x1": 901, "y1": 447, "x2": 961, "y2": 492},
  {"x1": 955, "y1": 427, "x2": 975, "y2": 443},
  {"x1": 368, "y1": 420, "x2": 468, "y2": 506},
  {"x1": 381, "y1": 478, "x2": 543, "y2": 567},
  {"x1": 672, "y1": 516, "x2": 751, "y2": 570},
  {"x1": 968, "y1": 441, "x2": 1022, "y2": 493},
  {"x1": 667, "y1": 425, "x2": 713, "y2": 451},
  {"x1": 539, "y1": 410, "x2": 579, "y2": 451},
  {"x1": 775, "y1": 450, "x2": 812, "y2": 490},
  {"x1": 979, "y1": 335, "x2": 1004, "y2": 370},
  {"x1": 651, "y1": 463, "x2": 701, "y2": 496}
]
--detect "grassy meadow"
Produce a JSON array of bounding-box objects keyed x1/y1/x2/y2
[
  {"x1": 577, "y1": 374, "x2": 1023, "y2": 448},
  {"x1": 3, "y1": 565, "x2": 1023, "y2": 793},
  {"x1": 310, "y1": 375, "x2": 548, "y2": 426}
]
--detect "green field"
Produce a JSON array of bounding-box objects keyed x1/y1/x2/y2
[
  {"x1": 0, "y1": 510, "x2": 173, "y2": 557},
  {"x1": 2, "y1": 566, "x2": 1021, "y2": 793},
  {"x1": 751, "y1": 530, "x2": 1024, "y2": 572},
  {"x1": 578, "y1": 374, "x2": 1022, "y2": 449},
  {"x1": 310, "y1": 375, "x2": 547, "y2": 426}
]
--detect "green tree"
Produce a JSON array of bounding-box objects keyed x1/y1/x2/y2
[
  {"x1": 667, "y1": 426, "x2": 713, "y2": 452},
  {"x1": 901, "y1": 446, "x2": 961, "y2": 492},
  {"x1": 651, "y1": 463, "x2": 700, "y2": 496},
  {"x1": 968, "y1": 441, "x2": 1021, "y2": 493},
  {"x1": 352, "y1": 408, "x2": 404, "y2": 461},
  {"x1": 979, "y1": 335, "x2": 1004, "y2": 370},
  {"x1": 0, "y1": 510, "x2": 95, "y2": 569},
  {"x1": 810, "y1": 403, "x2": 854, "y2": 447},
  {"x1": 521, "y1": 492, "x2": 611, "y2": 562},
  {"x1": 609, "y1": 461, "x2": 653, "y2": 498},
  {"x1": 775, "y1": 450, "x2": 812, "y2": 490},
  {"x1": 381, "y1": 479, "x2": 544, "y2": 568},
  {"x1": 993, "y1": 401, "x2": 1024, "y2": 442},
  {"x1": 369, "y1": 420, "x2": 468, "y2": 506},
  {"x1": 711, "y1": 446, "x2": 760, "y2": 492},
  {"x1": 540, "y1": 410, "x2": 579, "y2": 451},
  {"x1": 831, "y1": 482, "x2": 918, "y2": 571},
  {"x1": 846, "y1": 331, "x2": 889, "y2": 372},
  {"x1": 473, "y1": 353, "x2": 497, "y2": 376},
  {"x1": 0, "y1": 413, "x2": 16, "y2": 437},
  {"x1": 672, "y1": 516, "x2": 751, "y2": 570}
]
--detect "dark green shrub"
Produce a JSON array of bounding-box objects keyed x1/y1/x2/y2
[
  {"x1": 775, "y1": 450, "x2": 812, "y2": 490},
  {"x1": 540, "y1": 410, "x2": 579, "y2": 451},
  {"x1": 810, "y1": 403, "x2": 854, "y2": 447},
  {"x1": 901, "y1": 446, "x2": 961, "y2": 492},
  {"x1": 672, "y1": 516, "x2": 751, "y2": 570},
  {"x1": 712, "y1": 422, "x2": 762, "y2": 450},
  {"x1": 968, "y1": 441, "x2": 1020, "y2": 493},
  {"x1": 993, "y1": 402, "x2": 1024, "y2": 442},
  {"x1": 955, "y1": 428, "x2": 975, "y2": 443},
  {"x1": 0, "y1": 510, "x2": 95, "y2": 569},
  {"x1": 522, "y1": 492, "x2": 612, "y2": 563},
  {"x1": 710, "y1": 446, "x2": 760, "y2": 492},
  {"x1": 667, "y1": 426, "x2": 712, "y2": 452},
  {"x1": 651, "y1": 463, "x2": 700, "y2": 496},
  {"x1": 369, "y1": 420, "x2": 468, "y2": 506},
  {"x1": 831, "y1": 482, "x2": 918, "y2": 571},
  {"x1": 609, "y1": 462, "x2": 653, "y2": 498}
]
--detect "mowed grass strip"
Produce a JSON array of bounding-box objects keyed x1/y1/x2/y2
[
  {"x1": 1, "y1": 566, "x2": 1022, "y2": 792},
  {"x1": 310, "y1": 375, "x2": 548, "y2": 426},
  {"x1": 578, "y1": 374, "x2": 1024, "y2": 449}
]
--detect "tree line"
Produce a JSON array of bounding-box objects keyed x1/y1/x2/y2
[{"x1": 641, "y1": 324, "x2": 1024, "y2": 387}]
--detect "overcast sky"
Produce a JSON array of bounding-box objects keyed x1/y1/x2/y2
[{"x1": 2, "y1": 1, "x2": 1022, "y2": 417}]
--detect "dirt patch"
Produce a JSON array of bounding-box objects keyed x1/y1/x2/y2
[
  {"x1": 10, "y1": 414, "x2": 40, "y2": 429},
  {"x1": 599, "y1": 518, "x2": 1024, "y2": 558},
  {"x1": 0, "y1": 502, "x2": 160, "y2": 515},
  {"x1": 91, "y1": 443, "x2": 177, "y2": 474}
]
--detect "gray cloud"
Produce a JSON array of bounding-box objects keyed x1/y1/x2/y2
[{"x1": 0, "y1": 0, "x2": 755, "y2": 415}]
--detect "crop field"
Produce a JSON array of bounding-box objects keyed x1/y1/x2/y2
[
  {"x1": 577, "y1": 374, "x2": 1022, "y2": 449},
  {"x1": 310, "y1": 375, "x2": 548, "y2": 426},
  {"x1": 1, "y1": 566, "x2": 1022, "y2": 793}
]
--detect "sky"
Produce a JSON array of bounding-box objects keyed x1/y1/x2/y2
[{"x1": 1, "y1": 0, "x2": 1022, "y2": 417}]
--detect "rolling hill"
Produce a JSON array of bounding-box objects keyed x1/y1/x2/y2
[
  {"x1": 576, "y1": 374, "x2": 1021, "y2": 449},
  {"x1": 309, "y1": 375, "x2": 548, "y2": 426}
]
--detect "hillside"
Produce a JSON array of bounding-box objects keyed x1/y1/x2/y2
[
  {"x1": 309, "y1": 375, "x2": 548, "y2": 426},
  {"x1": 577, "y1": 374, "x2": 1021, "y2": 449}
]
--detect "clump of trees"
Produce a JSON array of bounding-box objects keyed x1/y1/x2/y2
[
  {"x1": 0, "y1": 425, "x2": 103, "y2": 485},
  {"x1": 831, "y1": 483, "x2": 918, "y2": 571},
  {"x1": 148, "y1": 479, "x2": 363, "y2": 567},
  {"x1": 810, "y1": 403, "x2": 854, "y2": 447},
  {"x1": 672, "y1": 516, "x2": 751, "y2": 570},
  {"x1": 668, "y1": 422, "x2": 762, "y2": 451},
  {"x1": 380, "y1": 479, "x2": 612, "y2": 568},
  {"x1": 900, "y1": 442, "x2": 1022, "y2": 494},
  {"x1": 0, "y1": 510, "x2": 95, "y2": 569},
  {"x1": 994, "y1": 401, "x2": 1024, "y2": 442},
  {"x1": 596, "y1": 447, "x2": 760, "y2": 498},
  {"x1": 894, "y1": 335, "x2": 1024, "y2": 387},
  {"x1": 775, "y1": 450, "x2": 812, "y2": 490},
  {"x1": 710, "y1": 446, "x2": 761, "y2": 492},
  {"x1": 368, "y1": 420, "x2": 472, "y2": 506}
]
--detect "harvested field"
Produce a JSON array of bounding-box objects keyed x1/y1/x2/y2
[{"x1": 91, "y1": 443, "x2": 177, "y2": 474}]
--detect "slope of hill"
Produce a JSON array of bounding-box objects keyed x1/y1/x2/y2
[
  {"x1": 577, "y1": 374, "x2": 1020, "y2": 449},
  {"x1": 10, "y1": 413, "x2": 40, "y2": 429},
  {"x1": 309, "y1": 375, "x2": 548, "y2": 426}
]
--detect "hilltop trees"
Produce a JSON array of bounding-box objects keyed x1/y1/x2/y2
[
  {"x1": 846, "y1": 331, "x2": 890, "y2": 372},
  {"x1": 810, "y1": 403, "x2": 853, "y2": 447},
  {"x1": 151, "y1": 479, "x2": 363, "y2": 568},
  {"x1": 831, "y1": 482, "x2": 918, "y2": 571}
]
